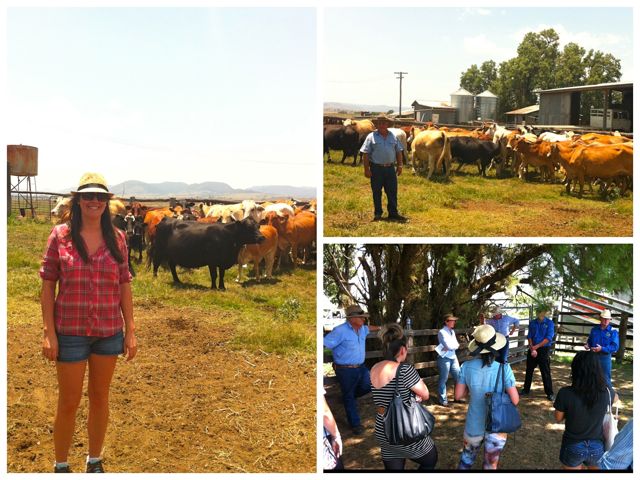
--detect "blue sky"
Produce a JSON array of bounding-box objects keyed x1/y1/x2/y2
[
  {"x1": 7, "y1": 8, "x2": 316, "y2": 191},
  {"x1": 324, "y1": 7, "x2": 633, "y2": 109}
]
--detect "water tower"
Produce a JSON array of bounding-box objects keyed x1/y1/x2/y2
[
  {"x1": 7, "y1": 145, "x2": 38, "y2": 217},
  {"x1": 476, "y1": 90, "x2": 498, "y2": 121},
  {"x1": 450, "y1": 87, "x2": 474, "y2": 123}
]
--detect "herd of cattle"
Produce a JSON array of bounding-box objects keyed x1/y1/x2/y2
[
  {"x1": 324, "y1": 118, "x2": 633, "y2": 197},
  {"x1": 50, "y1": 197, "x2": 317, "y2": 289}
]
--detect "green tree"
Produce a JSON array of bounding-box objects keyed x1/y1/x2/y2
[
  {"x1": 324, "y1": 244, "x2": 632, "y2": 329},
  {"x1": 460, "y1": 61, "x2": 498, "y2": 95},
  {"x1": 555, "y1": 42, "x2": 586, "y2": 86}
]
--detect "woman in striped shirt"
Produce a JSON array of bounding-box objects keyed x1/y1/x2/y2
[{"x1": 370, "y1": 323, "x2": 438, "y2": 470}]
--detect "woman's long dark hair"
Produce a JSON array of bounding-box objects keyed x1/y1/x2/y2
[
  {"x1": 571, "y1": 351, "x2": 607, "y2": 409},
  {"x1": 480, "y1": 352, "x2": 495, "y2": 368},
  {"x1": 379, "y1": 323, "x2": 407, "y2": 361},
  {"x1": 68, "y1": 196, "x2": 124, "y2": 264}
]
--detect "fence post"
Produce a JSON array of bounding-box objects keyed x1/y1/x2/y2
[
  {"x1": 551, "y1": 308, "x2": 559, "y2": 356},
  {"x1": 405, "y1": 324, "x2": 415, "y2": 365},
  {"x1": 616, "y1": 312, "x2": 629, "y2": 364}
]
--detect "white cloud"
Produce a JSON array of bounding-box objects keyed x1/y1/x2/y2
[{"x1": 462, "y1": 34, "x2": 514, "y2": 63}]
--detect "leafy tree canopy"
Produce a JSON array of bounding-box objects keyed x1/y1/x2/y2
[{"x1": 324, "y1": 244, "x2": 631, "y2": 329}]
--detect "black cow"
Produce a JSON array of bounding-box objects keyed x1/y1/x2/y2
[
  {"x1": 151, "y1": 217, "x2": 265, "y2": 290},
  {"x1": 323, "y1": 125, "x2": 360, "y2": 165},
  {"x1": 126, "y1": 215, "x2": 146, "y2": 264},
  {"x1": 112, "y1": 214, "x2": 136, "y2": 277},
  {"x1": 450, "y1": 136, "x2": 500, "y2": 177}
]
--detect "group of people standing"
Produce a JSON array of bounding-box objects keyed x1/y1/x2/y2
[{"x1": 323, "y1": 304, "x2": 629, "y2": 471}]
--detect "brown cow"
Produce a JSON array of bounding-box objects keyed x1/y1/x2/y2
[
  {"x1": 509, "y1": 137, "x2": 556, "y2": 181},
  {"x1": 237, "y1": 225, "x2": 279, "y2": 282},
  {"x1": 265, "y1": 211, "x2": 316, "y2": 268},
  {"x1": 548, "y1": 142, "x2": 633, "y2": 196},
  {"x1": 143, "y1": 207, "x2": 176, "y2": 244}
]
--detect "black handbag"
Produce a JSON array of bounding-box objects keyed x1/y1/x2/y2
[
  {"x1": 383, "y1": 364, "x2": 435, "y2": 446},
  {"x1": 485, "y1": 362, "x2": 521, "y2": 433}
]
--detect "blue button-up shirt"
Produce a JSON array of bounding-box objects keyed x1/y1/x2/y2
[
  {"x1": 486, "y1": 314, "x2": 520, "y2": 336},
  {"x1": 598, "y1": 419, "x2": 633, "y2": 470},
  {"x1": 323, "y1": 321, "x2": 369, "y2": 365},
  {"x1": 528, "y1": 317, "x2": 555, "y2": 346},
  {"x1": 588, "y1": 324, "x2": 619, "y2": 355},
  {"x1": 360, "y1": 130, "x2": 403, "y2": 165}
]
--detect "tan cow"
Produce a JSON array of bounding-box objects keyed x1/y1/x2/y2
[
  {"x1": 410, "y1": 127, "x2": 452, "y2": 178},
  {"x1": 237, "y1": 225, "x2": 279, "y2": 281}
]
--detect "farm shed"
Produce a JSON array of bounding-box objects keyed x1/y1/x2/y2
[
  {"x1": 411, "y1": 100, "x2": 457, "y2": 124},
  {"x1": 535, "y1": 81, "x2": 633, "y2": 131},
  {"x1": 505, "y1": 104, "x2": 539, "y2": 127}
]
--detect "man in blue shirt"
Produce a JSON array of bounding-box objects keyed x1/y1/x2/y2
[
  {"x1": 520, "y1": 308, "x2": 555, "y2": 400},
  {"x1": 585, "y1": 309, "x2": 619, "y2": 386},
  {"x1": 360, "y1": 114, "x2": 406, "y2": 222},
  {"x1": 598, "y1": 418, "x2": 633, "y2": 470},
  {"x1": 484, "y1": 306, "x2": 520, "y2": 364},
  {"x1": 323, "y1": 305, "x2": 379, "y2": 435}
]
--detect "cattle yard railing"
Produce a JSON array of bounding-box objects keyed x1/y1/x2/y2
[
  {"x1": 9, "y1": 192, "x2": 312, "y2": 221},
  {"x1": 323, "y1": 324, "x2": 534, "y2": 387}
]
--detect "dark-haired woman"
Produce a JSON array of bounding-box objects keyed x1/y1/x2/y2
[
  {"x1": 370, "y1": 323, "x2": 437, "y2": 471},
  {"x1": 455, "y1": 324, "x2": 519, "y2": 470},
  {"x1": 554, "y1": 351, "x2": 617, "y2": 470},
  {"x1": 40, "y1": 173, "x2": 137, "y2": 473}
]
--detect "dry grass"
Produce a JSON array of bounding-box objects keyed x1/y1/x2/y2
[{"x1": 323, "y1": 158, "x2": 632, "y2": 237}]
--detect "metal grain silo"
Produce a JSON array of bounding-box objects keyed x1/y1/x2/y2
[
  {"x1": 476, "y1": 90, "x2": 498, "y2": 121},
  {"x1": 450, "y1": 87, "x2": 474, "y2": 123}
]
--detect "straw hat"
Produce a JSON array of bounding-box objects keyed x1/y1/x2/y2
[
  {"x1": 70, "y1": 172, "x2": 114, "y2": 197},
  {"x1": 443, "y1": 313, "x2": 458, "y2": 323},
  {"x1": 345, "y1": 305, "x2": 370, "y2": 318},
  {"x1": 600, "y1": 309, "x2": 612, "y2": 320},
  {"x1": 467, "y1": 324, "x2": 506, "y2": 355}
]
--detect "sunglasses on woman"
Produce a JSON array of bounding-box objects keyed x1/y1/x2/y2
[{"x1": 79, "y1": 192, "x2": 110, "y2": 202}]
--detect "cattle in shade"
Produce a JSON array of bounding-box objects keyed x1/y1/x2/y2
[
  {"x1": 237, "y1": 224, "x2": 279, "y2": 282},
  {"x1": 324, "y1": 125, "x2": 360, "y2": 164},
  {"x1": 150, "y1": 217, "x2": 265, "y2": 290},
  {"x1": 449, "y1": 136, "x2": 500, "y2": 177}
]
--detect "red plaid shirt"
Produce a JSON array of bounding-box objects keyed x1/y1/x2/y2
[{"x1": 39, "y1": 224, "x2": 132, "y2": 337}]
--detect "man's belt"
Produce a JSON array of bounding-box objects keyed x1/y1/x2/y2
[
  {"x1": 371, "y1": 163, "x2": 396, "y2": 167},
  {"x1": 333, "y1": 363, "x2": 362, "y2": 369}
]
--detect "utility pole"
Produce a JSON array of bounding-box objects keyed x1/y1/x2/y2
[{"x1": 395, "y1": 71, "x2": 407, "y2": 117}]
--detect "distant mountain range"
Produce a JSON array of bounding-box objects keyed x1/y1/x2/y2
[
  {"x1": 61, "y1": 180, "x2": 315, "y2": 200},
  {"x1": 324, "y1": 101, "x2": 398, "y2": 114}
]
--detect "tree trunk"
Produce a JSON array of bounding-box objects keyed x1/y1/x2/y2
[{"x1": 616, "y1": 313, "x2": 628, "y2": 364}]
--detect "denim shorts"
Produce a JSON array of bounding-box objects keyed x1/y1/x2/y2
[
  {"x1": 57, "y1": 330, "x2": 124, "y2": 362},
  {"x1": 559, "y1": 439, "x2": 604, "y2": 467}
]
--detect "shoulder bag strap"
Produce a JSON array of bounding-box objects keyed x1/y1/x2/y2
[{"x1": 493, "y1": 362, "x2": 504, "y2": 393}]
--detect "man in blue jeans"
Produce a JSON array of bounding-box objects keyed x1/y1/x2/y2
[
  {"x1": 585, "y1": 309, "x2": 619, "y2": 386},
  {"x1": 436, "y1": 313, "x2": 461, "y2": 406},
  {"x1": 360, "y1": 114, "x2": 406, "y2": 222},
  {"x1": 323, "y1": 305, "x2": 379, "y2": 435}
]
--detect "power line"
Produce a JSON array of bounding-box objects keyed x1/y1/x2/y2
[{"x1": 395, "y1": 72, "x2": 408, "y2": 115}]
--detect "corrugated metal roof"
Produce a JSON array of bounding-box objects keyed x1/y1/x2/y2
[
  {"x1": 477, "y1": 89, "x2": 497, "y2": 98},
  {"x1": 450, "y1": 87, "x2": 473, "y2": 96},
  {"x1": 535, "y1": 81, "x2": 633, "y2": 94},
  {"x1": 412, "y1": 99, "x2": 455, "y2": 109},
  {"x1": 505, "y1": 104, "x2": 540, "y2": 115}
]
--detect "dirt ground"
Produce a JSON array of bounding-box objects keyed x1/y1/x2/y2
[
  {"x1": 7, "y1": 307, "x2": 315, "y2": 473},
  {"x1": 324, "y1": 361, "x2": 633, "y2": 471}
]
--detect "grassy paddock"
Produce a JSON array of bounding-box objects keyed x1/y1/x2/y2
[
  {"x1": 7, "y1": 218, "x2": 315, "y2": 355},
  {"x1": 324, "y1": 158, "x2": 632, "y2": 237}
]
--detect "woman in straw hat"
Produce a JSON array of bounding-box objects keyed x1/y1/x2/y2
[
  {"x1": 370, "y1": 323, "x2": 438, "y2": 470},
  {"x1": 454, "y1": 324, "x2": 519, "y2": 469},
  {"x1": 40, "y1": 172, "x2": 137, "y2": 473}
]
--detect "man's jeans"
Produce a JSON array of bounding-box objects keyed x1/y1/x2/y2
[
  {"x1": 334, "y1": 365, "x2": 371, "y2": 428},
  {"x1": 437, "y1": 355, "x2": 461, "y2": 404},
  {"x1": 598, "y1": 353, "x2": 613, "y2": 386},
  {"x1": 370, "y1": 164, "x2": 398, "y2": 217}
]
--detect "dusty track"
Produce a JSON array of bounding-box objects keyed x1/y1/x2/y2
[
  {"x1": 324, "y1": 361, "x2": 632, "y2": 471},
  {"x1": 8, "y1": 307, "x2": 315, "y2": 473}
]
